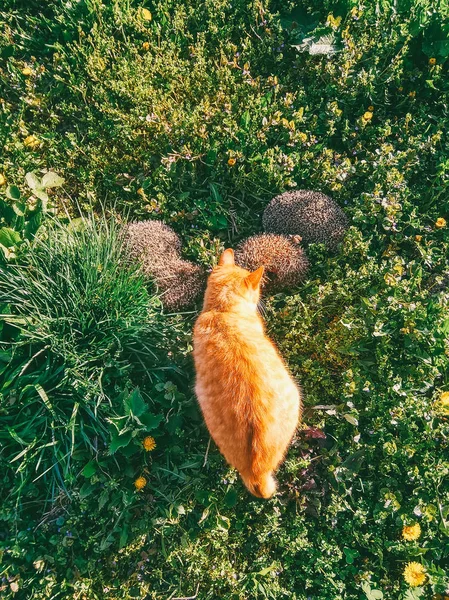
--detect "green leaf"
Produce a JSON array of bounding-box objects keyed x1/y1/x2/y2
[
  {"x1": 24, "y1": 212, "x2": 42, "y2": 240},
  {"x1": 123, "y1": 388, "x2": 147, "y2": 417},
  {"x1": 98, "y1": 488, "x2": 109, "y2": 511},
  {"x1": 404, "y1": 588, "x2": 425, "y2": 600},
  {"x1": 41, "y1": 171, "x2": 65, "y2": 188},
  {"x1": 343, "y1": 547, "x2": 359, "y2": 564},
  {"x1": 12, "y1": 202, "x2": 26, "y2": 217},
  {"x1": 82, "y1": 461, "x2": 97, "y2": 478},
  {"x1": 342, "y1": 449, "x2": 365, "y2": 472},
  {"x1": 224, "y1": 488, "x2": 238, "y2": 508},
  {"x1": 256, "y1": 563, "x2": 277, "y2": 577},
  {"x1": 216, "y1": 514, "x2": 230, "y2": 531},
  {"x1": 119, "y1": 525, "x2": 129, "y2": 548},
  {"x1": 5, "y1": 185, "x2": 21, "y2": 200},
  {"x1": 79, "y1": 481, "x2": 96, "y2": 499},
  {"x1": 34, "y1": 189, "x2": 49, "y2": 203},
  {"x1": 25, "y1": 172, "x2": 42, "y2": 191},
  {"x1": 210, "y1": 182, "x2": 222, "y2": 204},
  {"x1": 240, "y1": 110, "x2": 250, "y2": 128},
  {"x1": 0, "y1": 227, "x2": 21, "y2": 248},
  {"x1": 343, "y1": 414, "x2": 359, "y2": 426},
  {"x1": 109, "y1": 430, "x2": 132, "y2": 454},
  {"x1": 361, "y1": 581, "x2": 383, "y2": 599},
  {"x1": 139, "y1": 413, "x2": 164, "y2": 430}
]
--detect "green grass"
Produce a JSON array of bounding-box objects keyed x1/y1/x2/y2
[{"x1": 1, "y1": 0, "x2": 449, "y2": 598}]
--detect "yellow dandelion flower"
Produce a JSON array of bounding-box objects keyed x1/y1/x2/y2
[
  {"x1": 142, "y1": 41, "x2": 150, "y2": 51},
  {"x1": 134, "y1": 476, "x2": 147, "y2": 490},
  {"x1": 368, "y1": 105, "x2": 374, "y2": 112},
  {"x1": 22, "y1": 67, "x2": 32, "y2": 76},
  {"x1": 0, "y1": 174, "x2": 6, "y2": 186},
  {"x1": 393, "y1": 264, "x2": 404, "y2": 276},
  {"x1": 143, "y1": 436, "x2": 156, "y2": 451},
  {"x1": 228, "y1": 157, "x2": 236, "y2": 166},
  {"x1": 23, "y1": 134, "x2": 40, "y2": 149},
  {"x1": 435, "y1": 217, "x2": 446, "y2": 228},
  {"x1": 409, "y1": 91, "x2": 416, "y2": 98},
  {"x1": 363, "y1": 111, "x2": 373, "y2": 121},
  {"x1": 139, "y1": 7, "x2": 152, "y2": 21},
  {"x1": 415, "y1": 235, "x2": 422, "y2": 242},
  {"x1": 402, "y1": 523, "x2": 421, "y2": 541},
  {"x1": 429, "y1": 57, "x2": 437, "y2": 65},
  {"x1": 403, "y1": 562, "x2": 426, "y2": 587}
]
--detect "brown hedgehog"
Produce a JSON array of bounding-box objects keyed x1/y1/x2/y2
[
  {"x1": 235, "y1": 233, "x2": 309, "y2": 292},
  {"x1": 156, "y1": 258, "x2": 207, "y2": 311},
  {"x1": 124, "y1": 220, "x2": 206, "y2": 310},
  {"x1": 263, "y1": 190, "x2": 348, "y2": 251},
  {"x1": 125, "y1": 220, "x2": 182, "y2": 273}
]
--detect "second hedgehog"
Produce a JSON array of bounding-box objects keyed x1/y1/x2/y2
[
  {"x1": 235, "y1": 234, "x2": 309, "y2": 292},
  {"x1": 125, "y1": 220, "x2": 206, "y2": 310},
  {"x1": 263, "y1": 190, "x2": 348, "y2": 251}
]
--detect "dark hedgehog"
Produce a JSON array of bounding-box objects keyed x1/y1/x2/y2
[
  {"x1": 235, "y1": 233, "x2": 309, "y2": 292},
  {"x1": 263, "y1": 190, "x2": 348, "y2": 251}
]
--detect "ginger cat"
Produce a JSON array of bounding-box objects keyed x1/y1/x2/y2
[{"x1": 193, "y1": 249, "x2": 301, "y2": 498}]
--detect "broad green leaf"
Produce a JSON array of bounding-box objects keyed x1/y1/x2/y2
[
  {"x1": 79, "y1": 481, "x2": 96, "y2": 499},
  {"x1": 224, "y1": 488, "x2": 238, "y2": 508},
  {"x1": 343, "y1": 414, "x2": 358, "y2": 426},
  {"x1": 404, "y1": 588, "x2": 424, "y2": 600},
  {"x1": 109, "y1": 430, "x2": 132, "y2": 454},
  {"x1": 361, "y1": 581, "x2": 383, "y2": 599},
  {"x1": 140, "y1": 412, "x2": 164, "y2": 430},
  {"x1": 98, "y1": 489, "x2": 109, "y2": 510},
  {"x1": 342, "y1": 449, "x2": 365, "y2": 472},
  {"x1": 42, "y1": 171, "x2": 65, "y2": 188},
  {"x1": 34, "y1": 189, "x2": 49, "y2": 203},
  {"x1": 12, "y1": 202, "x2": 26, "y2": 217},
  {"x1": 82, "y1": 461, "x2": 97, "y2": 478},
  {"x1": 25, "y1": 172, "x2": 42, "y2": 191},
  {"x1": 124, "y1": 388, "x2": 147, "y2": 417},
  {"x1": 0, "y1": 227, "x2": 21, "y2": 248},
  {"x1": 5, "y1": 185, "x2": 21, "y2": 200},
  {"x1": 24, "y1": 212, "x2": 42, "y2": 240}
]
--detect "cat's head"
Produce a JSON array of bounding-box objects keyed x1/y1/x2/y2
[{"x1": 203, "y1": 249, "x2": 264, "y2": 311}]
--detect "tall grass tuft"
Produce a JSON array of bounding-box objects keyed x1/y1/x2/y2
[{"x1": 0, "y1": 215, "x2": 166, "y2": 504}]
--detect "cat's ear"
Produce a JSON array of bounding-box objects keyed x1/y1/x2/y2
[
  {"x1": 245, "y1": 266, "x2": 264, "y2": 289},
  {"x1": 218, "y1": 248, "x2": 235, "y2": 266}
]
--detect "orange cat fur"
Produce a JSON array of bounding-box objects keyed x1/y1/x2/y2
[{"x1": 193, "y1": 249, "x2": 301, "y2": 498}]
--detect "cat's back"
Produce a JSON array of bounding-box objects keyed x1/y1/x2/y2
[{"x1": 193, "y1": 307, "x2": 296, "y2": 398}]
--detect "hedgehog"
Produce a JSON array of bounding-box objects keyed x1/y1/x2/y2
[
  {"x1": 125, "y1": 220, "x2": 182, "y2": 274},
  {"x1": 124, "y1": 220, "x2": 206, "y2": 310},
  {"x1": 235, "y1": 233, "x2": 309, "y2": 292},
  {"x1": 263, "y1": 190, "x2": 348, "y2": 251},
  {"x1": 156, "y1": 258, "x2": 207, "y2": 311}
]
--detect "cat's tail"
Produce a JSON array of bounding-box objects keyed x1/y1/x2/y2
[{"x1": 241, "y1": 471, "x2": 277, "y2": 499}]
